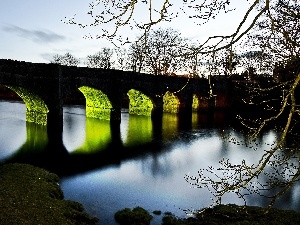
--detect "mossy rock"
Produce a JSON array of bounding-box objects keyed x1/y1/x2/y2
[
  {"x1": 153, "y1": 210, "x2": 162, "y2": 215},
  {"x1": 0, "y1": 163, "x2": 99, "y2": 225},
  {"x1": 114, "y1": 206, "x2": 153, "y2": 225}
]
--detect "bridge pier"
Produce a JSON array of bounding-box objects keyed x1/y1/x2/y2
[
  {"x1": 150, "y1": 96, "x2": 164, "y2": 139},
  {"x1": 46, "y1": 113, "x2": 65, "y2": 152},
  {"x1": 41, "y1": 65, "x2": 67, "y2": 155},
  {"x1": 108, "y1": 84, "x2": 122, "y2": 122},
  {"x1": 44, "y1": 95, "x2": 66, "y2": 155},
  {"x1": 109, "y1": 92, "x2": 122, "y2": 148},
  {"x1": 151, "y1": 96, "x2": 164, "y2": 121},
  {"x1": 177, "y1": 92, "x2": 194, "y2": 130}
]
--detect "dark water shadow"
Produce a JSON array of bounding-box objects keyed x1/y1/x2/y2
[{"x1": 3, "y1": 110, "x2": 233, "y2": 177}]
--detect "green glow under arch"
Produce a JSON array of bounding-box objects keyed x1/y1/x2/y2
[
  {"x1": 127, "y1": 89, "x2": 153, "y2": 116},
  {"x1": 122, "y1": 114, "x2": 153, "y2": 147},
  {"x1": 163, "y1": 91, "x2": 180, "y2": 113},
  {"x1": 192, "y1": 94, "x2": 199, "y2": 111},
  {"x1": 15, "y1": 122, "x2": 48, "y2": 155},
  {"x1": 79, "y1": 86, "x2": 112, "y2": 120},
  {"x1": 73, "y1": 118, "x2": 112, "y2": 154},
  {"x1": 162, "y1": 113, "x2": 178, "y2": 141},
  {"x1": 6, "y1": 86, "x2": 49, "y2": 125}
]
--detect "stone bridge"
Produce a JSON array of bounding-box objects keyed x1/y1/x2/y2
[{"x1": 0, "y1": 59, "x2": 230, "y2": 128}]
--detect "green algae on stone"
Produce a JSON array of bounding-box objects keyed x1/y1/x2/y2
[
  {"x1": 5, "y1": 86, "x2": 49, "y2": 125},
  {"x1": 79, "y1": 86, "x2": 112, "y2": 120},
  {"x1": 163, "y1": 91, "x2": 180, "y2": 113},
  {"x1": 192, "y1": 94, "x2": 199, "y2": 111},
  {"x1": 128, "y1": 89, "x2": 153, "y2": 116}
]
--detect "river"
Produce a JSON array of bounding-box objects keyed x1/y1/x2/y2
[{"x1": 0, "y1": 100, "x2": 300, "y2": 225}]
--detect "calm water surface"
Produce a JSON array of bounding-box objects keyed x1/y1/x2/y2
[{"x1": 1, "y1": 100, "x2": 300, "y2": 225}]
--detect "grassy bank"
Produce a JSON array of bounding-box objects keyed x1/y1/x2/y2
[
  {"x1": 0, "y1": 163, "x2": 99, "y2": 225},
  {"x1": 2, "y1": 163, "x2": 300, "y2": 225}
]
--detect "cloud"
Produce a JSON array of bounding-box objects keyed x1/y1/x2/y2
[
  {"x1": 2, "y1": 25, "x2": 65, "y2": 43},
  {"x1": 40, "y1": 53, "x2": 55, "y2": 62}
]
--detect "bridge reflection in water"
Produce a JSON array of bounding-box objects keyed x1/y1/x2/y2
[
  {"x1": 73, "y1": 118, "x2": 112, "y2": 154},
  {"x1": 2, "y1": 105, "x2": 229, "y2": 176}
]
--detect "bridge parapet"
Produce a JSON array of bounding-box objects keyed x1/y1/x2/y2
[{"x1": 0, "y1": 59, "x2": 60, "y2": 78}]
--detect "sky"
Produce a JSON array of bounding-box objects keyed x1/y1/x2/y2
[{"x1": 0, "y1": 0, "x2": 253, "y2": 66}]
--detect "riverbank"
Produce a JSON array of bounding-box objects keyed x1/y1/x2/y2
[
  {"x1": 2, "y1": 163, "x2": 300, "y2": 225},
  {"x1": 0, "y1": 163, "x2": 99, "y2": 225},
  {"x1": 113, "y1": 204, "x2": 300, "y2": 225},
  {"x1": 158, "y1": 204, "x2": 300, "y2": 225}
]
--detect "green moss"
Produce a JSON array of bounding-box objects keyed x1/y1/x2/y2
[
  {"x1": 114, "y1": 206, "x2": 153, "y2": 225},
  {"x1": 128, "y1": 89, "x2": 153, "y2": 116},
  {"x1": 79, "y1": 86, "x2": 112, "y2": 120},
  {"x1": 6, "y1": 86, "x2": 49, "y2": 125},
  {"x1": 163, "y1": 91, "x2": 179, "y2": 113},
  {"x1": 192, "y1": 94, "x2": 199, "y2": 111},
  {"x1": 0, "y1": 163, "x2": 99, "y2": 225}
]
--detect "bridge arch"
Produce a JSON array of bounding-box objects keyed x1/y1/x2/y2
[
  {"x1": 192, "y1": 94, "x2": 199, "y2": 111},
  {"x1": 192, "y1": 93, "x2": 211, "y2": 109},
  {"x1": 5, "y1": 85, "x2": 49, "y2": 125},
  {"x1": 127, "y1": 89, "x2": 154, "y2": 116},
  {"x1": 163, "y1": 91, "x2": 180, "y2": 113},
  {"x1": 78, "y1": 86, "x2": 113, "y2": 120}
]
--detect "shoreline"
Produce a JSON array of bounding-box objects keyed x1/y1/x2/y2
[{"x1": 2, "y1": 163, "x2": 300, "y2": 225}]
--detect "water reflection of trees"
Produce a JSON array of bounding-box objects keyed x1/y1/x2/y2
[{"x1": 185, "y1": 111, "x2": 300, "y2": 212}]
